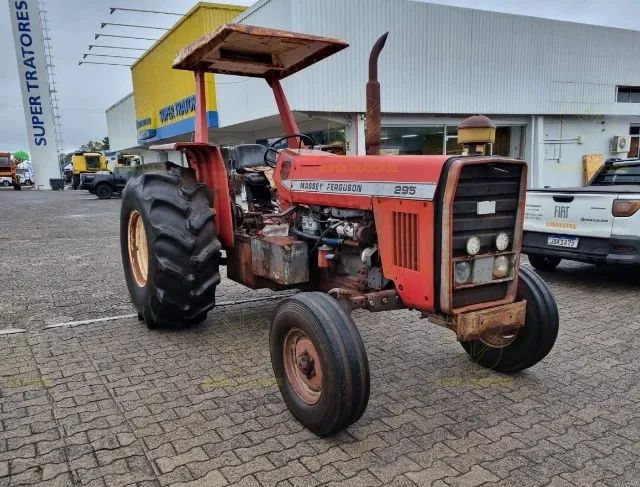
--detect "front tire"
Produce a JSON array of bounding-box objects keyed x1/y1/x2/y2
[
  {"x1": 120, "y1": 163, "x2": 221, "y2": 329},
  {"x1": 460, "y1": 266, "x2": 559, "y2": 373},
  {"x1": 95, "y1": 184, "x2": 113, "y2": 199},
  {"x1": 527, "y1": 254, "x2": 561, "y2": 271},
  {"x1": 270, "y1": 292, "x2": 370, "y2": 436}
]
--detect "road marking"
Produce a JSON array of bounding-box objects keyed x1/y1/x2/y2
[
  {"x1": 44, "y1": 293, "x2": 296, "y2": 330},
  {"x1": 216, "y1": 293, "x2": 296, "y2": 307},
  {"x1": 45, "y1": 314, "x2": 138, "y2": 329},
  {"x1": 0, "y1": 328, "x2": 26, "y2": 336}
]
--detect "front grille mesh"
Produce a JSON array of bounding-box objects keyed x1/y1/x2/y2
[
  {"x1": 393, "y1": 211, "x2": 418, "y2": 270},
  {"x1": 451, "y1": 163, "x2": 523, "y2": 308},
  {"x1": 452, "y1": 164, "x2": 522, "y2": 257}
]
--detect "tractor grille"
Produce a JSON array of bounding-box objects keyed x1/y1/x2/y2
[
  {"x1": 451, "y1": 163, "x2": 523, "y2": 308},
  {"x1": 393, "y1": 211, "x2": 418, "y2": 270}
]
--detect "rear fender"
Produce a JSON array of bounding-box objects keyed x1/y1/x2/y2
[{"x1": 151, "y1": 143, "x2": 234, "y2": 248}]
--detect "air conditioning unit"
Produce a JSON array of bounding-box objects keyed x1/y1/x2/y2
[{"x1": 610, "y1": 135, "x2": 631, "y2": 153}]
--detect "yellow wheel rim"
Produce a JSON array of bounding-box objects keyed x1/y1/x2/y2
[{"x1": 127, "y1": 210, "x2": 148, "y2": 287}]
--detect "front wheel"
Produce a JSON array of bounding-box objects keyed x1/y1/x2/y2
[
  {"x1": 120, "y1": 163, "x2": 221, "y2": 329},
  {"x1": 270, "y1": 292, "x2": 370, "y2": 436},
  {"x1": 527, "y1": 254, "x2": 561, "y2": 271},
  {"x1": 460, "y1": 266, "x2": 559, "y2": 373},
  {"x1": 95, "y1": 184, "x2": 113, "y2": 199}
]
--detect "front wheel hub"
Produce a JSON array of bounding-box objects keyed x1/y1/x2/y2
[
  {"x1": 297, "y1": 352, "x2": 315, "y2": 378},
  {"x1": 283, "y1": 329, "x2": 323, "y2": 405}
]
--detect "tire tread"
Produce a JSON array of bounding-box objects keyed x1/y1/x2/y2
[{"x1": 120, "y1": 163, "x2": 220, "y2": 329}]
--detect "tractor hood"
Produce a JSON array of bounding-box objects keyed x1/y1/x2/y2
[{"x1": 275, "y1": 150, "x2": 451, "y2": 210}]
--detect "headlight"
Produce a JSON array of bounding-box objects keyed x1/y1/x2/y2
[
  {"x1": 466, "y1": 236, "x2": 481, "y2": 256},
  {"x1": 495, "y1": 232, "x2": 509, "y2": 251},
  {"x1": 454, "y1": 261, "x2": 472, "y2": 285},
  {"x1": 493, "y1": 255, "x2": 511, "y2": 278}
]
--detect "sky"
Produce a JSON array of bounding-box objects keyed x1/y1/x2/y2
[{"x1": 2, "y1": 0, "x2": 640, "y2": 153}]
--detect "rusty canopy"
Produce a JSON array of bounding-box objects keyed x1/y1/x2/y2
[{"x1": 173, "y1": 23, "x2": 348, "y2": 79}]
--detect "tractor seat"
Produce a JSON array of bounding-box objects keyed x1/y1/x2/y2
[
  {"x1": 231, "y1": 144, "x2": 275, "y2": 187},
  {"x1": 243, "y1": 172, "x2": 269, "y2": 186},
  {"x1": 233, "y1": 144, "x2": 268, "y2": 171}
]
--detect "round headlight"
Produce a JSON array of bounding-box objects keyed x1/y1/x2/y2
[
  {"x1": 466, "y1": 236, "x2": 481, "y2": 256},
  {"x1": 454, "y1": 261, "x2": 472, "y2": 285},
  {"x1": 495, "y1": 232, "x2": 510, "y2": 251},
  {"x1": 493, "y1": 255, "x2": 511, "y2": 278}
]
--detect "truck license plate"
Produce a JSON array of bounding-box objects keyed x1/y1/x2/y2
[{"x1": 547, "y1": 235, "x2": 579, "y2": 248}]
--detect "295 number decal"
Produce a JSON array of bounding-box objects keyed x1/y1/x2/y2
[{"x1": 394, "y1": 185, "x2": 417, "y2": 196}]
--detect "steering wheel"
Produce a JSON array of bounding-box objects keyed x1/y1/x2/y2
[{"x1": 264, "y1": 134, "x2": 315, "y2": 167}]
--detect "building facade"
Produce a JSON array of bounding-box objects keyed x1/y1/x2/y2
[{"x1": 106, "y1": 0, "x2": 640, "y2": 188}]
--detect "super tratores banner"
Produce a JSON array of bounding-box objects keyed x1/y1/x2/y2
[{"x1": 8, "y1": 0, "x2": 60, "y2": 188}]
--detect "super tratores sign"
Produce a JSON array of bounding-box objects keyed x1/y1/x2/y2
[{"x1": 8, "y1": 0, "x2": 60, "y2": 187}]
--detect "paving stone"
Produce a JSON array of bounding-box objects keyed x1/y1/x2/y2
[
  {"x1": 444, "y1": 465, "x2": 500, "y2": 487},
  {"x1": 406, "y1": 460, "x2": 460, "y2": 485},
  {"x1": 220, "y1": 455, "x2": 276, "y2": 484},
  {"x1": 172, "y1": 469, "x2": 229, "y2": 487},
  {"x1": 155, "y1": 447, "x2": 208, "y2": 474}
]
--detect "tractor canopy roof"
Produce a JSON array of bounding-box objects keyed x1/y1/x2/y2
[{"x1": 173, "y1": 23, "x2": 348, "y2": 79}]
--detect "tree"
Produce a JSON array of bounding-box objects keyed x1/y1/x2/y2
[
  {"x1": 13, "y1": 150, "x2": 30, "y2": 162},
  {"x1": 75, "y1": 137, "x2": 109, "y2": 153}
]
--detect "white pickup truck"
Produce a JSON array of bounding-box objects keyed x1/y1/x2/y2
[{"x1": 523, "y1": 159, "x2": 640, "y2": 270}]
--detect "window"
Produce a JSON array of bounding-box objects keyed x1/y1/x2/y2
[
  {"x1": 629, "y1": 126, "x2": 640, "y2": 158},
  {"x1": 616, "y1": 86, "x2": 640, "y2": 103},
  {"x1": 378, "y1": 125, "x2": 514, "y2": 157},
  {"x1": 446, "y1": 126, "x2": 463, "y2": 155},
  {"x1": 380, "y1": 126, "x2": 444, "y2": 155},
  {"x1": 591, "y1": 163, "x2": 640, "y2": 185}
]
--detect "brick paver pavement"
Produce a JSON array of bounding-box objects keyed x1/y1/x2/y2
[{"x1": 1, "y1": 189, "x2": 639, "y2": 486}]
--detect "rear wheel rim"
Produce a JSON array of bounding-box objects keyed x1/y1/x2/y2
[
  {"x1": 128, "y1": 210, "x2": 148, "y2": 287},
  {"x1": 283, "y1": 328, "x2": 323, "y2": 405}
]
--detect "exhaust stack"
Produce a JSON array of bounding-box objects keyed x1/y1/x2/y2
[{"x1": 365, "y1": 32, "x2": 389, "y2": 156}]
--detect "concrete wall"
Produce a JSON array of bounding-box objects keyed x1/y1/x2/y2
[{"x1": 538, "y1": 115, "x2": 640, "y2": 188}]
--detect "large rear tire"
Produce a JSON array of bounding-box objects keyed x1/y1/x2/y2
[
  {"x1": 120, "y1": 163, "x2": 221, "y2": 329},
  {"x1": 270, "y1": 292, "x2": 370, "y2": 436},
  {"x1": 460, "y1": 266, "x2": 559, "y2": 373}
]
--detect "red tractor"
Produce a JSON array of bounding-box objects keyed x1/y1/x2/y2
[
  {"x1": 0, "y1": 152, "x2": 21, "y2": 190},
  {"x1": 120, "y1": 24, "x2": 558, "y2": 436}
]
